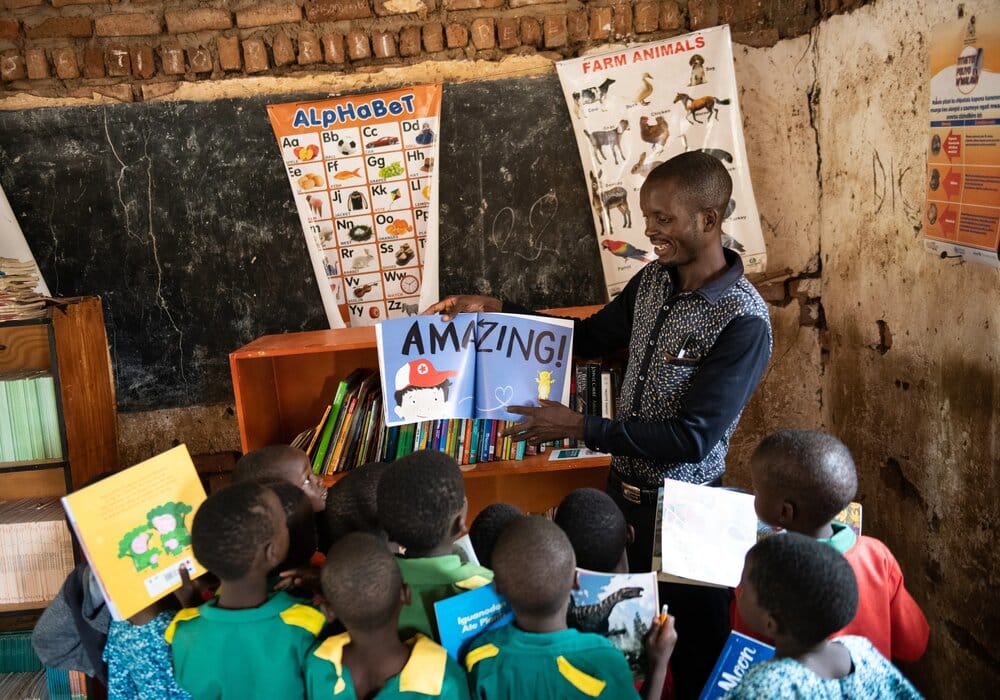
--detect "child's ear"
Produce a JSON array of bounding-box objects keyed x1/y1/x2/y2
[
  {"x1": 451, "y1": 497, "x2": 469, "y2": 539},
  {"x1": 626, "y1": 524, "x2": 635, "y2": 545},
  {"x1": 320, "y1": 600, "x2": 337, "y2": 624},
  {"x1": 762, "y1": 610, "x2": 780, "y2": 639},
  {"x1": 572, "y1": 570, "x2": 581, "y2": 591},
  {"x1": 400, "y1": 583, "x2": 412, "y2": 607},
  {"x1": 779, "y1": 500, "x2": 796, "y2": 527}
]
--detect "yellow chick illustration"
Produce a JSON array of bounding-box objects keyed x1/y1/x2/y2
[{"x1": 535, "y1": 370, "x2": 555, "y2": 401}]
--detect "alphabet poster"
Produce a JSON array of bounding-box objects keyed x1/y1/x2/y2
[
  {"x1": 375, "y1": 313, "x2": 574, "y2": 427},
  {"x1": 268, "y1": 85, "x2": 442, "y2": 327},
  {"x1": 924, "y1": 13, "x2": 1000, "y2": 267},
  {"x1": 556, "y1": 27, "x2": 766, "y2": 299}
]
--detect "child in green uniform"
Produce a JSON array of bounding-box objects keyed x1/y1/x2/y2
[
  {"x1": 466, "y1": 517, "x2": 676, "y2": 700},
  {"x1": 554, "y1": 488, "x2": 632, "y2": 573},
  {"x1": 325, "y1": 461, "x2": 392, "y2": 545},
  {"x1": 166, "y1": 482, "x2": 326, "y2": 699},
  {"x1": 306, "y1": 532, "x2": 470, "y2": 699},
  {"x1": 377, "y1": 450, "x2": 493, "y2": 638}
]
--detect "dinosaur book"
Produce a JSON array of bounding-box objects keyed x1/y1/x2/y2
[
  {"x1": 61, "y1": 445, "x2": 207, "y2": 621},
  {"x1": 568, "y1": 569, "x2": 659, "y2": 682},
  {"x1": 375, "y1": 313, "x2": 574, "y2": 427}
]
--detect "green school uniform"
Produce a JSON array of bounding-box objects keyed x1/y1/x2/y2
[
  {"x1": 396, "y1": 555, "x2": 493, "y2": 639},
  {"x1": 166, "y1": 590, "x2": 325, "y2": 700},
  {"x1": 466, "y1": 625, "x2": 640, "y2": 700},
  {"x1": 305, "y1": 632, "x2": 471, "y2": 700}
]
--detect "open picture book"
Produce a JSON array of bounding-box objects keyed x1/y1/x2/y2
[
  {"x1": 375, "y1": 313, "x2": 574, "y2": 427},
  {"x1": 61, "y1": 445, "x2": 207, "y2": 620}
]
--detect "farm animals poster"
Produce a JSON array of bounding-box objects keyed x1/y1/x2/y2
[
  {"x1": 557, "y1": 27, "x2": 767, "y2": 299},
  {"x1": 922, "y1": 12, "x2": 1000, "y2": 268},
  {"x1": 268, "y1": 85, "x2": 442, "y2": 328}
]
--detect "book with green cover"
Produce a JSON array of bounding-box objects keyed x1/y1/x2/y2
[
  {"x1": 34, "y1": 375, "x2": 63, "y2": 459},
  {"x1": 22, "y1": 376, "x2": 46, "y2": 460},
  {"x1": 6, "y1": 378, "x2": 32, "y2": 461},
  {"x1": 311, "y1": 368, "x2": 368, "y2": 474},
  {"x1": 0, "y1": 381, "x2": 16, "y2": 462}
]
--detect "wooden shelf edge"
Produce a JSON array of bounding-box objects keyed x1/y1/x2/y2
[
  {"x1": 322, "y1": 452, "x2": 611, "y2": 486},
  {"x1": 0, "y1": 600, "x2": 51, "y2": 614},
  {"x1": 0, "y1": 458, "x2": 67, "y2": 475}
]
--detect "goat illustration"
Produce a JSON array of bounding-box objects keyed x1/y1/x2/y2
[
  {"x1": 584, "y1": 120, "x2": 629, "y2": 165},
  {"x1": 674, "y1": 93, "x2": 730, "y2": 124},
  {"x1": 590, "y1": 170, "x2": 631, "y2": 235}
]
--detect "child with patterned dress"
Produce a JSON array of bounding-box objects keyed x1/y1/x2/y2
[
  {"x1": 305, "y1": 532, "x2": 470, "y2": 699},
  {"x1": 376, "y1": 450, "x2": 493, "y2": 639},
  {"x1": 725, "y1": 533, "x2": 922, "y2": 698},
  {"x1": 466, "y1": 516, "x2": 676, "y2": 700},
  {"x1": 166, "y1": 482, "x2": 325, "y2": 699},
  {"x1": 103, "y1": 598, "x2": 191, "y2": 700},
  {"x1": 734, "y1": 430, "x2": 929, "y2": 661}
]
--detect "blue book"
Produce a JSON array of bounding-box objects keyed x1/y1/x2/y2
[
  {"x1": 433, "y1": 583, "x2": 513, "y2": 661},
  {"x1": 375, "y1": 313, "x2": 575, "y2": 427},
  {"x1": 468, "y1": 419, "x2": 481, "y2": 464},
  {"x1": 698, "y1": 631, "x2": 775, "y2": 700}
]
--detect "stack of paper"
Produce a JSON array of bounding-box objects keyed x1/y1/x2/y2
[{"x1": 0, "y1": 258, "x2": 46, "y2": 322}]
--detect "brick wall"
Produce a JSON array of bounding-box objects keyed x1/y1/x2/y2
[{"x1": 0, "y1": 0, "x2": 869, "y2": 102}]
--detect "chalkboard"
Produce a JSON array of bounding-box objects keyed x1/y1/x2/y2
[{"x1": 0, "y1": 75, "x2": 606, "y2": 411}]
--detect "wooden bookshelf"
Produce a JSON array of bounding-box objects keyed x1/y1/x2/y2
[
  {"x1": 0, "y1": 298, "x2": 119, "y2": 625},
  {"x1": 230, "y1": 306, "x2": 611, "y2": 517}
]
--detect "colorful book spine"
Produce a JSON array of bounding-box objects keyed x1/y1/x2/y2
[{"x1": 468, "y1": 419, "x2": 481, "y2": 465}]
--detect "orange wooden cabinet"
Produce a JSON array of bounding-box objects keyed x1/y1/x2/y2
[{"x1": 229, "y1": 306, "x2": 611, "y2": 518}]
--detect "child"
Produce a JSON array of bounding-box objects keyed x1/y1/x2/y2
[
  {"x1": 167, "y1": 481, "x2": 325, "y2": 698},
  {"x1": 376, "y1": 450, "x2": 493, "y2": 638},
  {"x1": 234, "y1": 445, "x2": 328, "y2": 513},
  {"x1": 468, "y1": 502, "x2": 522, "y2": 569},
  {"x1": 325, "y1": 461, "x2": 392, "y2": 545},
  {"x1": 305, "y1": 532, "x2": 470, "y2": 699},
  {"x1": 738, "y1": 430, "x2": 929, "y2": 661},
  {"x1": 554, "y1": 488, "x2": 632, "y2": 573},
  {"x1": 466, "y1": 516, "x2": 675, "y2": 700},
  {"x1": 266, "y1": 481, "x2": 321, "y2": 597},
  {"x1": 725, "y1": 533, "x2": 921, "y2": 698},
  {"x1": 104, "y1": 597, "x2": 191, "y2": 700}
]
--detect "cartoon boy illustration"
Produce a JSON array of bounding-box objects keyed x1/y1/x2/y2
[{"x1": 393, "y1": 359, "x2": 457, "y2": 422}]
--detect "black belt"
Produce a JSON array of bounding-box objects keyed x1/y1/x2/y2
[{"x1": 609, "y1": 470, "x2": 722, "y2": 505}]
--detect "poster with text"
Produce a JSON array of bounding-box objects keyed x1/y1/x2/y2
[
  {"x1": 924, "y1": 13, "x2": 1000, "y2": 267},
  {"x1": 268, "y1": 85, "x2": 442, "y2": 327},
  {"x1": 556, "y1": 27, "x2": 766, "y2": 299}
]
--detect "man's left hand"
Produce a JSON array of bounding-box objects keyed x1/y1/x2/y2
[{"x1": 501, "y1": 400, "x2": 585, "y2": 445}]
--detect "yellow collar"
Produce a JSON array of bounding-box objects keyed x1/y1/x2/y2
[{"x1": 313, "y1": 633, "x2": 447, "y2": 696}]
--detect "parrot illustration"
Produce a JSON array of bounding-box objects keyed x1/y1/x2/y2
[{"x1": 601, "y1": 239, "x2": 654, "y2": 262}]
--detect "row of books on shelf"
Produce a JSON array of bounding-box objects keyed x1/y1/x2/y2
[
  {"x1": 0, "y1": 498, "x2": 75, "y2": 606},
  {"x1": 0, "y1": 371, "x2": 63, "y2": 464},
  {"x1": 295, "y1": 363, "x2": 623, "y2": 475}
]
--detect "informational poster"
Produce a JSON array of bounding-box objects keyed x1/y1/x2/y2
[
  {"x1": 268, "y1": 85, "x2": 442, "y2": 327},
  {"x1": 556, "y1": 27, "x2": 766, "y2": 299},
  {"x1": 924, "y1": 13, "x2": 1000, "y2": 267}
]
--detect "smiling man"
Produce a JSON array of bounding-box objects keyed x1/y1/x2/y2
[{"x1": 425, "y1": 151, "x2": 772, "y2": 698}]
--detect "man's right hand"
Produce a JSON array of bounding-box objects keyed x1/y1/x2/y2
[{"x1": 422, "y1": 295, "x2": 502, "y2": 321}]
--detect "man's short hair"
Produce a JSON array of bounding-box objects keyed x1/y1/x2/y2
[
  {"x1": 754, "y1": 430, "x2": 858, "y2": 530},
  {"x1": 192, "y1": 482, "x2": 279, "y2": 581},
  {"x1": 325, "y1": 461, "x2": 391, "y2": 544},
  {"x1": 233, "y1": 445, "x2": 308, "y2": 484},
  {"x1": 469, "y1": 503, "x2": 522, "y2": 569},
  {"x1": 746, "y1": 532, "x2": 858, "y2": 645},
  {"x1": 492, "y1": 516, "x2": 575, "y2": 618},
  {"x1": 645, "y1": 150, "x2": 733, "y2": 214},
  {"x1": 376, "y1": 450, "x2": 465, "y2": 552},
  {"x1": 554, "y1": 488, "x2": 627, "y2": 572},
  {"x1": 322, "y1": 532, "x2": 402, "y2": 631}
]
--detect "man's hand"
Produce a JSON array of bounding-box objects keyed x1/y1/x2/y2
[
  {"x1": 501, "y1": 400, "x2": 585, "y2": 446},
  {"x1": 422, "y1": 295, "x2": 502, "y2": 321}
]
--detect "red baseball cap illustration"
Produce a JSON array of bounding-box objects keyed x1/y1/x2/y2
[{"x1": 394, "y1": 359, "x2": 458, "y2": 391}]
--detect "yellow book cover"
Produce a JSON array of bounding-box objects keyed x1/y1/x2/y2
[{"x1": 61, "y1": 444, "x2": 207, "y2": 620}]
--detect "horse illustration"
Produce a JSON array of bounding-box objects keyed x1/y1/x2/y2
[{"x1": 673, "y1": 93, "x2": 730, "y2": 124}]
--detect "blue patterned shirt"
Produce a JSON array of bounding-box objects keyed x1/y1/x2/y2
[
  {"x1": 722, "y1": 635, "x2": 923, "y2": 699},
  {"x1": 513, "y1": 249, "x2": 771, "y2": 488},
  {"x1": 103, "y1": 611, "x2": 191, "y2": 700}
]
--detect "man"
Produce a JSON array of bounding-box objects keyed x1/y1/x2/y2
[{"x1": 426, "y1": 151, "x2": 771, "y2": 698}]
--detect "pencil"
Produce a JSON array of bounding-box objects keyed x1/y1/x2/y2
[{"x1": 658, "y1": 604, "x2": 669, "y2": 625}]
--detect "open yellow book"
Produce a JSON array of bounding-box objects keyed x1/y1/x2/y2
[{"x1": 61, "y1": 445, "x2": 207, "y2": 620}]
